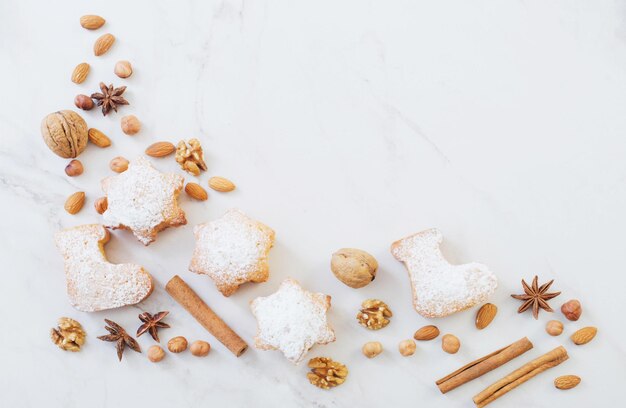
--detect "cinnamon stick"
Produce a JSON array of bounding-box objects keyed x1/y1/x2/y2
[
  {"x1": 436, "y1": 337, "x2": 533, "y2": 393},
  {"x1": 166, "y1": 275, "x2": 248, "y2": 357},
  {"x1": 473, "y1": 346, "x2": 569, "y2": 408}
]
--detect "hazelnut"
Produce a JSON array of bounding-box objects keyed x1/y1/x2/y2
[
  {"x1": 64, "y1": 159, "x2": 84, "y2": 177},
  {"x1": 398, "y1": 339, "x2": 416, "y2": 356},
  {"x1": 362, "y1": 341, "x2": 383, "y2": 358},
  {"x1": 147, "y1": 345, "x2": 165, "y2": 362},
  {"x1": 190, "y1": 340, "x2": 211, "y2": 357},
  {"x1": 331, "y1": 248, "x2": 378, "y2": 288},
  {"x1": 561, "y1": 299, "x2": 582, "y2": 321},
  {"x1": 110, "y1": 156, "x2": 129, "y2": 173},
  {"x1": 74, "y1": 94, "x2": 94, "y2": 111},
  {"x1": 167, "y1": 336, "x2": 188, "y2": 353},
  {"x1": 442, "y1": 334, "x2": 460, "y2": 354},
  {"x1": 94, "y1": 197, "x2": 108, "y2": 214},
  {"x1": 114, "y1": 60, "x2": 133, "y2": 78},
  {"x1": 546, "y1": 320, "x2": 564, "y2": 336},
  {"x1": 121, "y1": 115, "x2": 141, "y2": 135}
]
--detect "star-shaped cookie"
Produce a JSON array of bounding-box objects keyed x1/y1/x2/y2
[
  {"x1": 101, "y1": 156, "x2": 186, "y2": 245},
  {"x1": 189, "y1": 209, "x2": 275, "y2": 296},
  {"x1": 250, "y1": 278, "x2": 335, "y2": 364}
]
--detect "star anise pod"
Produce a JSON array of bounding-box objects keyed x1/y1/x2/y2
[
  {"x1": 97, "y1": 319, "x2": 141, "y2": 361},
  {"x1": 511, "y1": 276, "x2": 561, "y2": 319},
  {"x1": 91, "y1": 82, "x2": 129, "y2": 116},
  {"x1": 136, "y1": 311, "x2": 170, "y2": 342}
]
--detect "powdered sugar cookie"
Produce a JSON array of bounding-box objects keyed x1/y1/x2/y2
[
  {"x1": 189, "y1": 209, "x2": 275, "y2": 296},
  {"x1": 251, "y1": 278, "x2": 335, "y2": 364},
  {"x1": 101, "y1": 156, "x2": 186, "y2": 245},
  {"x1": 55, "y1": 224, "x2": 153, "y2": 312},
  {"x1": 391, "y1": 228, "x2": 497, "y2": 318}
]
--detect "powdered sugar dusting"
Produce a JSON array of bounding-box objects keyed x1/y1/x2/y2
[
  {"x1": 251, "y1": 278, "x2": 335, "y2": 363},
  {"x1": 391, "y1": 228, "x2": 497, "y2": 317},
  {"x1": 102, "y1": 156, "x2": 185, "y2": 245},
  {"x1": 54, "y1": 224, "x2": 152, "y2": 312},
  {"x1": 189, "y1": 209, "x2": 275, "y2": 296}
]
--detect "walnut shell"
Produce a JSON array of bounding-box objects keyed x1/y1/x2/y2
[
  {"x1": 41, "y1": 110, "x2": 88, "y2": 158},
  {"x1": 331, "y1": 248, "x2": 378, "y2": 288}
]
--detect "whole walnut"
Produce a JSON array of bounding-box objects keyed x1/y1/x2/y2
[
  {"x1": 331, "y1": 248, "x2": 378, "y2": 288},
  {"x1": 41, "y1": 110, "x2": 88, "y2": 158}
]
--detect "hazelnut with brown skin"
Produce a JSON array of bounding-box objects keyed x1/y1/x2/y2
[
  {"x1": 114, "y1": 60, "x2": 133, "y2": 78},
  {"x1": 561, "y1": 299, "x2": 582, "y2": 321},
  {"x1": 74, "y1": 94, "x2": 94, "y2": 111},
  {"x1": 331, "y1": 248, "x2": 378, "y2": 289},
  {"x1": 190, "y1": 340, "x2": 211, "y2": 357},
  {"x1": 65, "y1": 160, "x2": 84, "y2": 177},
  {"x1": 147, "y1": 345, "x2": 165, "y2": 362},
  {"x1": 167, "y1": 336, "x2": 188, "y2": 353},
  {"x1": 398, "y1": 339, "x2": 416, "y2": 356},
  {"x1": 546, "y1": 320, "x2": 564, "y2": 336},
  {"x1": 121, "y1": 115, "x2": 141, "y2": 135},
  {"x1": 362, "y1": 341, "x2": 383, "y2": 358}
]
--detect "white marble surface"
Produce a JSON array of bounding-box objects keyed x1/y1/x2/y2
[{"x1": 1, "y1": 0, "x2": 625, "y2": 407}]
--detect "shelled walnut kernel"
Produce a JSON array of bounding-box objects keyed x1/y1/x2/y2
[
  {"x1": 307, "y1": 357, "x2": 348, "y2": 389},
  {"x1": 357, "y1": 299, "x2": 392, "y2": 330}
]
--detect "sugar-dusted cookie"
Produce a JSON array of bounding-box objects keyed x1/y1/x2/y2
[
  {"x1": 189, "y1": 209, "x2": 275, "y2": 296},
  {"x1": 101, "y1": 156, "x2": 186, "y2": 245},
  {"x1": 55, "y1": 224, "x2": 153, "y2": 312},
  {"x1": 250, "y1": 278, "x2": 335, "y2": 364},
  {"x1": 391, "y1": 228, "x2": 497, "y2": 318}
]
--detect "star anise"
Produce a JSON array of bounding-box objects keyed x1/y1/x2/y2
[
  {"x1": 97, "y1": 319, "x2": 141, "y2": 361},
  {"x1": 91, "y1": 82, "x2": 129, "y2": 116},
  {"x1": 511, "y1": 276, "x2": 561, "y2": 319},
  {"x1": 136, "y1": 311, "x2": 170, "y2": 342}
]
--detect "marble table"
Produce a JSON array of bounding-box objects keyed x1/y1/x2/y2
[{"x1": 1, "y1": 0, "x2": 624, "y2": 406}]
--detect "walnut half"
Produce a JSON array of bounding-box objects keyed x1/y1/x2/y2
[
  {"x1": 175, "y1": 139, "x2": 207, "y2": 176},
  {"x1": 357, "y1": 299, "x2": 392, "y2": 330},
  {"x1": 307, "y1": 357, "x2": 348, "y2": 389},
  {"x1": 50, "y1": 317, "x2": 86, "y2": 352}
]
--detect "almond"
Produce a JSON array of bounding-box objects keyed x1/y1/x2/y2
[
  {"x1": 87, "y1": 128, "x2": 111, "y2": 148},
  {"x1": 71, "y1": 63, "x2": 90, "y2": 84},
  {"x1": 94, "y1": 33, "x2": 115, "y2": 56},
  {"x1": 64, "y1": 192, "x2": 85, "y2": 214},
  {"x1": 413, "y1": 325, "x2": 439, "y2": 341},
  {"x1": 185, "y1": 183, "x2": 208, "y2": 201},
  {"x1": 475, "y1": 303, "x2": 497, "y2": 330},
  {"x1": 80, "y1": 15, "x2": 105, "y2": 30},
  {"x1": 110, "y1": 156, "x2": 129, "y2": 173},
  {"x1": 571, "y1": 326, "x2": 597, "y2": 345},
  {"x1": 208, "y1": 176, "x2": 236, "y2": 192},
  {"x1": 94, "y1": 197, "x2": 108, "y2": 214},
  {"x1": 145, "y1": 142, "x2": 175, "y2": 157},
  {"x1": 554, "y1": 375, "x2": 581, "y2": 390}
]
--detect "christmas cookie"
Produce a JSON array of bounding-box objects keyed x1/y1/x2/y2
[
  {"x1": 189, "y1": 209, "x2": 275, "y2": 296},
  {"x1": 55, "y1": 224, "x2": 153, "y2": 312},
  {"x1": 391, "y1": 228, "x2": 497, "y2": 318},
  {"x1": 101, "y1": 156, "x2": 186, "y2": 245},
  {"x1": 250, "y1": 278, "x2": 335, "y2": 364}
]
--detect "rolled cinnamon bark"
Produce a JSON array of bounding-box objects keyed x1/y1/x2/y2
[
  {"x1": 473, "y1": 346, "x2": 569, "y2": 408},
  {"x1": 166, "y1": 275, "x2": 248, "y2": 357},
  {"x1": 436, "y1": 337, "x2": 533, "y2": 393}
]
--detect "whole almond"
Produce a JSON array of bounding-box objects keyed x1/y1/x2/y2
[
  {"x1": 114, "y1": 60, "x2": 133, "y2": 78},
  {"x1": 110, "y1": 156, "x2": 129, "y2": 173},
  {"x1": 413, "y1": 325, "x2": 440, "y2": 341},
  {"x1": 208, "y1": 176, "x2": 236, "y2": 192},
  {"x1": 475, "y1": 303, "x2": 497, "y2": 330},
  {"x1": 145, "y1": 142, "x2": 175, "y2": 157},
  {"x1": 94, "y1": 33, "x2": 115, "y2": 56},
  {"x1": 442, "y1": 334, "x2": 460, "y2": 354},
  {"x1": 64, "y1": 159, "x2": 84, "y2": 177},
  {"x1": 71, "y1": 63, "x2": 90, "y2": 84},
  {"x1": 74, "y1": 94, "x2": 94, "y2": 111},
  {"x1": 87, "y1": 128, "x2": 111, "y2": 147},
  {"x1": 554, "y1": 375, "x2": 581, "y2": 390},
  {"x1": 80, "y1": 15, "x2": 105, "y2": 30},
  {"x1": 64, "y1": 192, "x2": 85, "y2": 214},
  {"x1": 571, "y1": 326, "x2": 597, "y2": 345},
  {"x1": 94, "y1": 197, "x2": 108, "y2": 214},
  {"x1": 185, "y1": 183, "x2": 208, "y2": 201}
]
